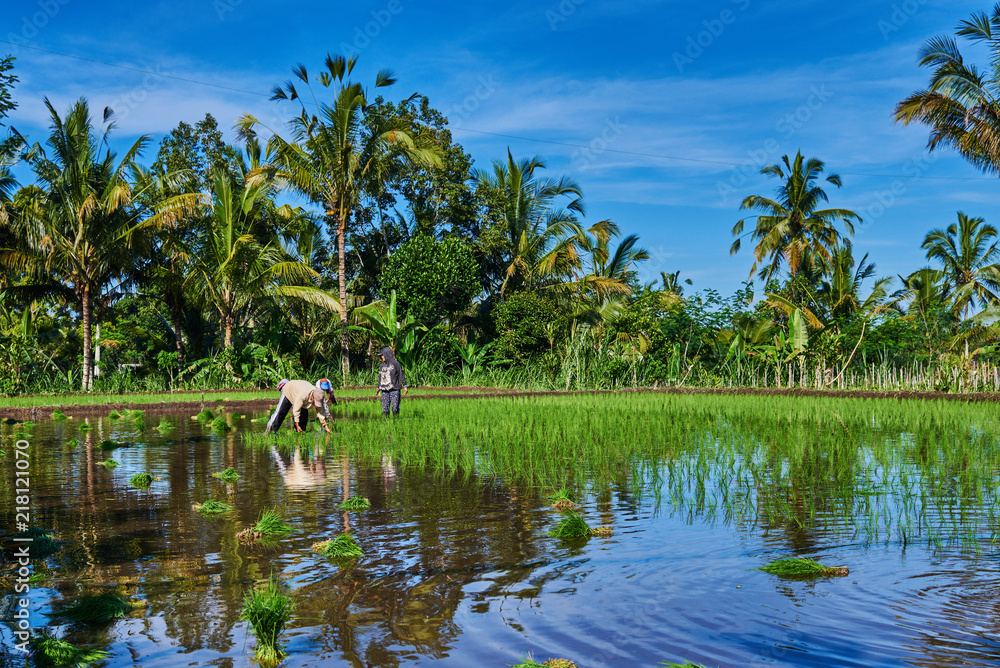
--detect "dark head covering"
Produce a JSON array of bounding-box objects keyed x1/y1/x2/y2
[{"x1": 379, "y1": 346, "x2": 395, "y2": 362}]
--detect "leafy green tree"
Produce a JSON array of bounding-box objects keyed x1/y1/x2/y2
[
  {"x1": 380, "y1": 233, "x2": 479, "y2": 325},
  {"x1": 493, "y1": 291, "x2": 557, "y2": 364},
  {"x1": 921, "y1": 211, "x2": 1000, "y2": 317},
  {"x1": 894, "y1": 6, "x2": 1000, "y2": 174},
  {"x1": 731, "y1": 151, "x2": 860, "y2": 282},
  {"x1": 0, "y1": 55, "x2": 20, "y2": 253},
  {"x1": 237, "y1": 54, "x2": 441, "y2": 378},
  {"x1": 152, "y1": 114, "x2": 242, "y2": 195},
  {"x1": 2, "y1": 98, "x2": 198, "y2": 389}
]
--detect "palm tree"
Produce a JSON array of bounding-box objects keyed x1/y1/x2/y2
[
  {"x1": 1, "y1": 98, "x2": 198, "y2": 389},
  {"x1": 731, "y1": 151, "x2": 861, "y2": 282},
  {"x1": 237, "y1": 54, "x2": 441, "y2": 378},
  {"x1": 894, "y1": 6, "x2": 1000, "y2": 174},
  {"x1": 572, "y1": 220, "x2": 649, "y2": 300},
  {"x1": 473, "y1": 151, "x2": 585, "y2": 297},
  {"x1": 184, "y1": 169, "x2": 333, "y2": 350},
  {"x1": 921, "y1": 211, "x2": 1000, "y2": 317}
]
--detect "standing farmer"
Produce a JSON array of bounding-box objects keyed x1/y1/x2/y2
[{"x1": 376, "y1": 347, "x2": 408, "y2": 416}]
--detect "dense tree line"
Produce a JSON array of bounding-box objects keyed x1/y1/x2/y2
[{"x1": 2, "y1": 8, "x2": 1000, "y2": 396}]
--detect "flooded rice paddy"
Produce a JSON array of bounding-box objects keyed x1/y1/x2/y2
[{"x1": 2, "y1": 393, "x2": 1000, "y2": 667}]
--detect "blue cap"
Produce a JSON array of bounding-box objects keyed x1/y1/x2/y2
[{"x1": 320, "y1": 380, "x2": 331, "y2": 391}]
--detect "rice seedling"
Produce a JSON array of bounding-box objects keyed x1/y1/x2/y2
[
  {"x1": 21, "y1": 420, "x2": 36, "y2": 429},
  {"x1": 195, "y1": 408, "x2": 215, "y2": 423},
  {"x1": 28, "y1": 631, "x2": 109, "y2": 667},
  {"x1": 549, "y1": 512, "x2": 591, "y2": 539},
  {"x1": 155, "y1": 418, "x2": 173, "y2": 433},
  {"x1": 511, "y1": 656, "x2": 579, "y2": 668},
  {"x1": 108, "y1": 410, "x2": 122, "y2": 420},
  {"x1": 27, "y1": 570, "x2": 49, "y2": 584},
  {"x1": 79, "y1": 422, "x2": 92, "y2": 431},
  {"x1": 195, "y1": 500, "x2": 232, "y2": 515},
  {"x1": 16, "y1": 527, "x2": 60, "y2": 558},
  {"x1": 66, "y1": 437, "x2": 79, "y2": 447},
  {"x1": 241, "y1": 574, "x2": 294, "y2": 666},
  {"x1": 213, "y1": 467, "x2": 240, "y2": 483},
  {"x1": 127, "y1": 409, "x2": 144, "y2": 419},
  {"x1": 253, "y1": 509, "x2": 293, "y2": 536},
  {"x1": 546, "y1": 488, "x2": 578, "y2": 511},
  {"x1": 51, "y1": 408, "x2": 68, "y2": 421},
  {"x1": 759, "y1": 558, "x2": 849, "y2": 577},
  {"x1": 98, "y1": 458, "x2": 118, "y2": 470},
  {"x1": 98, "y1": 439, "x2": 125, "y2": 450},
  {"x1": 56, "y1": 593, "x2": 145, "y2": 625},
  {"x1": 129, "y1": 473, "x2": 154, "y2": 489},
  {"x1": 210, "y1": 415, "x2": 232, "y2": 433},
  {"x1": 133, "y1": 418, "x2": 146, "y2": 432},
  {"x1": 658, "y1": 663, "x2": 708, "y2": 668},
  {"x1": 338, "y1": 496, "x2": 371, "y2": 511},
  {"x1": 312, "y1": 533, "x2": 364, "y2": 559}
]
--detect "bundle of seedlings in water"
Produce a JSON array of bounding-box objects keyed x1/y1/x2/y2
[
  {"x1": 546, "y1": 488, "x2": 578, "y2": 512},
  {"x1": 312, "y1": 533, "x2": 364, "y2": 560},
  {"x1": 66, "y1": 437, "x2": 79, "y2": 447},
  {"x1": 133, "y1": 418, "x2": 146, "y2": 433},
  {"x1": 127, "y1": 409, "x2": 144, "y2": 420},
  {"x1": 210, "y1": 415, "x2": 232, "y2": 433},
  {"x1": 195, "y1": 500, "x2": 232, "y2": 515},
  {"x1": 658, "y1": 663, "x2": 708, "y2": 668},
  {"x1": 548, "y1": 512, "x2": 614, "y2": 539},
  {"x1": 28, "y1": 631, "x2": 109, "y2": 667},
  {"x1": 213, "y1": 467, "x2": 241, "y2": 483},
  {"x1": 79, "y1": 422, "x2": 92, "y2": 431},
  {"x1": 98, "y1": 458, "x2": 119, "y2": 470},
  {"x1": 337, "y1": 496, "x2": 371, "y2": 511},
  {"x1": 51, "y1": 408, "x2": 69, "y2": 421},
  {"x1": 195, "y1": 408, "x2": 215, "y2": 423},
  {"x1": 512, "y1": 656, "x2": 579, "y2": 668},
  {"x1": 98, "y1": 439, "x2": 125, "y2": 451},
  {"x1": 129, "y1": 473, "x2": 154, "y2": 489},
  {"x1": 155, "y1": 418, "x2": 173, "y2": 433},
  {"x1": 759, "y1": 557, "x2": 849, "y2": 577},
  {"x1": 17, "y1": 527, "x2": 60, "y2": 558},
  {"x1": 56, "y1": 593, "x2": 145, "y2": 625},
  {"x1": 108, "y1": 410, "x2": 122, "y2": 420},
  {"x1": 241, "y1": 575, "x2": 294, "y2": 666},
  {"x1": 22, "y1": 421, "x2": 36, "y2": 429},
  {"x1": 238, "y1": 509, "x2": 292, "y2": 544}
]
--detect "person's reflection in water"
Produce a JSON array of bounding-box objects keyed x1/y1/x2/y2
[{"x1": 270, "y1": 445, "x2": 329, "y2": 490}]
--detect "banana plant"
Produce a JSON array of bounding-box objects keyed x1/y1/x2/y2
[
  {"x1": 452, "y1": 339, "x2": 495, "y2": 377},
  {"x1": 350, "y1": 290, "x2": 426, "y2": 366}
]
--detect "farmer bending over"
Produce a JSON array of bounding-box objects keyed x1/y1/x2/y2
[
  {"x1": 266, "y1": 378, "x2": 334, "y2": 434},
  {"x1": 376, "y1": 346, "x2": 408, "y2": 416}
]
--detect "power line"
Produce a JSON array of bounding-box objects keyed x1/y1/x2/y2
[{"x1": 3, "y1": 40, "x2": 998, "y2": 182}]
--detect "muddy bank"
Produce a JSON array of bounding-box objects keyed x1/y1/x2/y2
[{"x1": 1, "y1": 385, "x2": 996, "y2": 421}]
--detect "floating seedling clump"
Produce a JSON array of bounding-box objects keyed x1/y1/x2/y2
[
  {"x1": 56, "y1": 593, "x2": 145, "y2": 625},
  {"x1": 98, "y1": 458, "x2": 119, "y2": 470},
  {"x1": 196, "y1": 500, "x2": 232, "y2": 515},
  {"x1": 66, "y1": 437, "x2": 79, "y2": 447},
  {"x1": 155, "y1": 418, "x2": 173, "y2": 433},
  {"x1": 512, "y1": 656, "x2": 580, "y2": 668},
  {"x1": 312, "y1": 533, "x2": 364, "y2": 560},
  {"x1": 253, "y1": 509, "x2": 293, "y2": 536},
  {"x1": 16, "y1": 527, "x2": 60, "y2": 558},
  {"x1": 129, "y1": 473, "x2": 154, "y2": 489},
  {"x1": 210, "y1": 415, "x2": 232, "y2": 433},
  {"x1": 98, "y1": 439, "x2": 126, "y2": 451},
  {"x1": 79, "y1": 422, "x2": 92, "y2": 431},
  {"x1": 241, "y1": 575, "x2": 294, "y2": 666},
  {"x1": 213, "y1": 468, "x2": 241, "y2": 483},
  {"x1": 195, "y1": 408, "x2": 215, "y2": 423},
  {"x1": 51, "y1": 408, "x2": 68, "y2": 421},
  {"x1": 108, "y1": 410, "x2": 122, "y2": 420},
  {"x1": 28, "y1": 631, "x2": 109, "y2": 667},
  {"x1": 338, "y1": 496, "x2": 371, "y2": 511},
  {"x1": 759, "y1": 557, "x2": 849, "y2": 577},
  {"x1": 546, "y1": 488, "x2": 578, "y2": 511}
]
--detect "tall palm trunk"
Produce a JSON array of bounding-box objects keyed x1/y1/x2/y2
[
  {"x1": 335, "y1": 208, "x2": 350, "y2": 379},
  {"x1": 81, "y1": 284, "x2": 93, "y2": 391}
]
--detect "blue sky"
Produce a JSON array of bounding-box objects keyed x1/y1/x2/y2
[{"x1": 4, "y1": 0, "x2": 1000, "y2": 297}]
